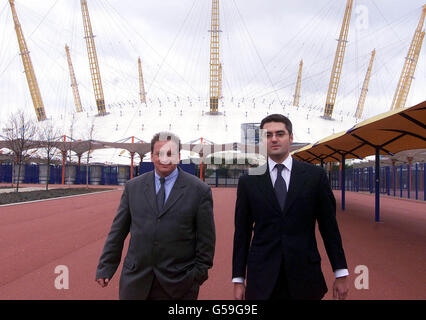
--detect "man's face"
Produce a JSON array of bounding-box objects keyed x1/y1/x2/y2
[
  {"x1": 151, "y1": 140, "x2": 180, "y2": 177},
  {"x1": 263, "y1": 121, "x2": 293, "y2": 160}
]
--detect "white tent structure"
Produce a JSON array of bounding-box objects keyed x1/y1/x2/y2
[{"x1": 43, "y1": 96, "x2": 359, "y2": 165}]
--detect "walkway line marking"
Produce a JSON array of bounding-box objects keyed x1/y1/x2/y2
[{"x1": 0, "y1": 189, "x2": 122, "y2": 208}]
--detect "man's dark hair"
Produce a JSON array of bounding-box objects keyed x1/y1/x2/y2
[
  {"x1": 260, "y1": 114, "x2": 293, "y2": 135},
  {"x1": 150, "y1": 131, "x2": 182, "y2": 153}
]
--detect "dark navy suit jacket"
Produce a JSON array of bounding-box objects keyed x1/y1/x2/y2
[{"x1": 232, "y1": 159, "x2": 347, "y2": 300}]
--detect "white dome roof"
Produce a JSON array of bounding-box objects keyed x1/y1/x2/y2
[{"x1": 48, "y1": 97, "x2": 359, "y2": 165}]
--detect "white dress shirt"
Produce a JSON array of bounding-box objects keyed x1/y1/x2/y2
[
  {"x1": 154, "y1": 167, "x2": 179, "y2": 202},
  {"x1": 233, "y1": 155, "x2": 349, "y2": 284},
  {"x1": 268, "y1": 156, "x2": 292, "y2": 191}
]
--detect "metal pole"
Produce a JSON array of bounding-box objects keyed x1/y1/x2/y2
[
  {"x1": 61, "y1": 135, "x2": 66, "y2": 185},
  {"x1": 407, "y1": 158, "x2": 412, "y2": 199},
  {"x1": 386, "y1": 166, "x2": 390, "y2": 196},
  {"x1": 392, "y1": 160, "x2": 396, "y2": 197},
  {"x1": 415, "y1": 162, "x2": 418, "y2": 200},
  {"x1": 130, "y1": 152, "x2": 134, "y2": 179},
  {"x1": 369, "y1": 167, "x2": 373, "y2": 193},
  {"x1": 341, "y1": 154, "x2": 346, "y2": 211},
  {"x1": 200, "y1": 138, "x2": 204, "y2": 181},
  {"x1": 354, "y1": 168, "x2": 357, "y2": 192},
  {"x1": 424, "y1": 163, "x2": 426, "y2": 201},
  {"x1": 356, "y1": 168, "x2": 360, "y2": 192},
  {"x1": 61, "y1": 151, "x2": 66, "y2": 185},
  {"x1": 130, "y1": 136, "x2": 135, "y2": 179},
  {"x1": 375, "y1": 148, "x2": 380, "y2": 222}
]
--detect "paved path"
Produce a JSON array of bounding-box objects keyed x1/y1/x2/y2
[
  {"x1": 0, "y1": 186, "x2": 62, "y2": 194},
  {"x1": 0, "y1": 184, "x2": 119, "y2": 194},
  {"x1": 0, "y1": 188, "x2": 424, "y2": 299}
]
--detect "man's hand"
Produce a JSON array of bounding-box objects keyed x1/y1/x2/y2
[
  {"x1": 96, "y1": 278, "x2": 110, "y2": 288},
  {"x1": 333, "y1": 276, "x2": 349, "y2": 300},
  {"x1": 234, "y1": 282, "x2": 246, "y2": 300}
]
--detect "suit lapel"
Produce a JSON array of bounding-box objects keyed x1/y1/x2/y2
[
  {"x1": 142, "y1": 171, "x2": 158, "y2": 214},
  {"x1": 282, "y1": 159, "x2": 307, "y2": 217},
  {"x1": 158, "y1": 169, "x2": 186, "y2": 218},
  {"x1": 256, "y1": 164, "x2": 282, "y2": 215}
]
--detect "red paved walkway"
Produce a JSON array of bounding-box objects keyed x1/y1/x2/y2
[{"x1": 0, "y1": 188, "x2": 424, "y2": 299}]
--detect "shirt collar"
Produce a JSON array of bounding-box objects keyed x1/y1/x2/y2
[
  {"x1": 154, "y1": 167, "x2": 179, "y2": 182},
  {"x1": 268, "y1": 155, "x2": 293, "y2": 173}
]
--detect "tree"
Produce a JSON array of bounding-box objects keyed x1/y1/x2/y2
[
  {"x1": 38, "y1": 120, "x2": 61, "y2": 190},
  {"x1": 0, "y1": 110, "x2": 38, "y2": 192},
  {"x1": 66, "y1": 114, "x2": 77, "y2": 183},
  {"x1": 84, "y1": 118, "x2": 96, "y2": 189}
]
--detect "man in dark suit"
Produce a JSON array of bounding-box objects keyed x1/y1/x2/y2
[
  {"x1": 232, "y1": 114, "x2": 349, "y2": 300},
  {"x1": 95, "y1": 132, "x2": 215, "y2": 300}
]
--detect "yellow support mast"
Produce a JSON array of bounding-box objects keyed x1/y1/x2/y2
[
  {"x1": 209, "y1": 0, "x2": 220, "y2": 114},
  {"x1": 355, "y1": 49, "x2": 376, "y2": 119},
  {"x1": 293, "y1": 59, "x2": 303, "y2": 107},
  {"x1": 390, "y1": 5, "x2": 426, "y2": 111},
  {"x1": 218, "y1": 63, "x2": 223, "y2": 99},
  {"x1": 65, "y1": 45, "x2": 83, "y2": 113},
  {"x1": 8, "y1": 0, "x2": 47, "y2": 121},
  {"x1": 323, "y1": 0, "x2": 354, "y2": 119},
  {"x1": 138, "y1": 57, "x2": 147, "y2": 104},
  {"x1": 81, "y1": 0, "x2": 106, "y2": 116}
]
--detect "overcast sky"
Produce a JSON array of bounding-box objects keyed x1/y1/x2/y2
[{"x1": 0, "y1": 0, "x2": 425, "y2": 124}]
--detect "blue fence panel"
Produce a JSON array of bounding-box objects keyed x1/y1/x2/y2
[
  {"x1": 0, "y1": 164, "x2": 12, "y2": 183},
  {"x1": 48, "y1": 165, "x2": 54, "y2": 184},
  {"x1": 76, "y1": 166, "x2": 91, "y2": 185},
  {"x1": 179, "y1": 163, "x2": 196, "y2": 175},
  {"x1": 102, "y1": 166, "x2": 118, "y2": 185},
  {"x1": 110, "y1": 166, "x2": 118, "y2": 185},
  {"x1": 140, "y1": 162, "x2": 154, "y2": 174},
  {"x1": 24, "y1": 164, "x2": 39, "y2": 184},
  {"x1": 199, "y1": 168, "x2": 248, "y2": 187},
  {"x1": 49, "y1": 165, "x2": 62, "y2": 184},
  {"x1": 386, "y1": 166, "x2": 391, "y2": 196}
]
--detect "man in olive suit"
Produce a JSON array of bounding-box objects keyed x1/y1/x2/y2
[{"x1": 96, "y1": 132, "x2": 215, "y2": 300}]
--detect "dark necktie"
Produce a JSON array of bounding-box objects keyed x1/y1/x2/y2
[
  {"x1": 157, "y1": 177, "x2": 166, "y2": 212},
  {"x1": 274, "y1": 164, "x2": 287, "y2": 211}
]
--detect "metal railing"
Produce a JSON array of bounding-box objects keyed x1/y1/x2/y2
[{"x1": 330, "y1": 163, "x2": 425, "y2": 201}]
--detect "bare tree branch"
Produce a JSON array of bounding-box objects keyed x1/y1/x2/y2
[{"x1": 0, "y1": 110, "x2": 39, "y2": 192}]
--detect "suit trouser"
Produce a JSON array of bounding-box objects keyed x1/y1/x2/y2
[{"x1": 146, "y1": 275, "x2": 200, "y2": 300}]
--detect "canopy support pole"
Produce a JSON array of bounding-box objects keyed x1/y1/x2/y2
[
  {"x1": 341, "y1": 154, "x2": 346, "y2": 211},
  {"x1": 375, "y1": 147, "x2": 380, "y2": 222}
]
